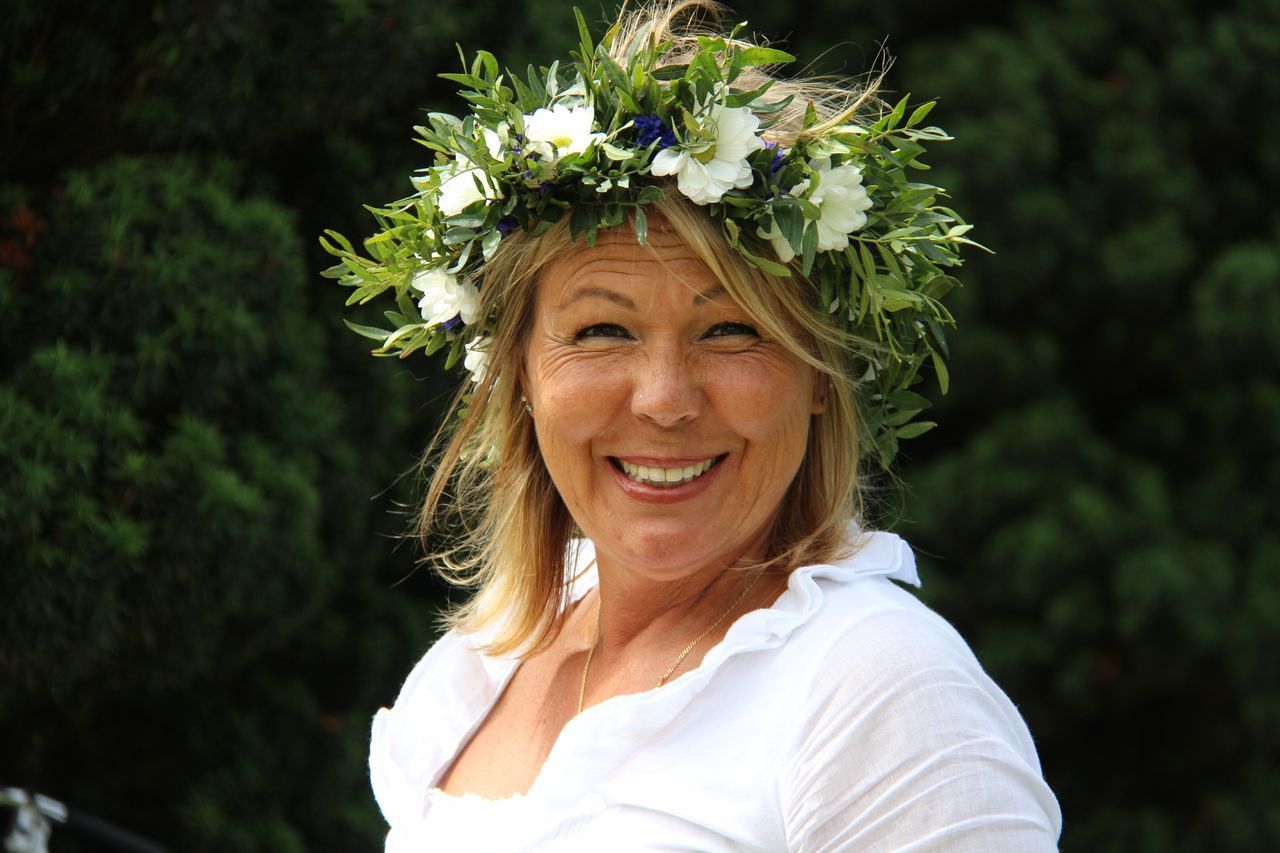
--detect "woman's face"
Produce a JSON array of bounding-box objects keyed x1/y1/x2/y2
[{"x1": 523, "y1": 224, "x2": 824, "y2": 581}]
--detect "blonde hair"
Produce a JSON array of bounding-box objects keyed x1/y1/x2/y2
[{"x1": 416, "y1": 0, "x2": 882, "y2": 656}]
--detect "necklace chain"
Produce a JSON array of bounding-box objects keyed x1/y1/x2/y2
[{"x1": 576, "y1": 571, "x2": 764, "y2": 716}]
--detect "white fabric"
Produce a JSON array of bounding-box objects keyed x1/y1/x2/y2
[{"x1": 370, "y1": 531, "x2": 1062, "y2": 851}]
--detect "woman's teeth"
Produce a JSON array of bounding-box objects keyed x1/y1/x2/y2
[{"x1": 618, "y1": 458, "x2": 717, "y2": 488}]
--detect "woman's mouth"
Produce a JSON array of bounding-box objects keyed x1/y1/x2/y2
[{"x1": 611, "y1": 455, "x2": 725, "y2": 488}]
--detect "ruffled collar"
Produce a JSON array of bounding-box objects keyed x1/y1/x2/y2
[{"x1": 372, "y1": 526, "x2": 918, "y2": 824}]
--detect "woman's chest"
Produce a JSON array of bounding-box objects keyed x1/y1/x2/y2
[
  {"x1": 424, "y1": 661, "x2": 797, "y2": 849},
  {"x1": 435, "y1": 652, "x2": 578, "y2": 799}
]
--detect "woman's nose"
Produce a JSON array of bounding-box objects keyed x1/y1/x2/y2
[{"x1": 630, "y1": 342, "x2": 702, "y2": 427}]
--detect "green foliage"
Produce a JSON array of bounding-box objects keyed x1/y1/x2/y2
[
  {"x1": 885, "y1": 0, "x2": 1280, "y2": 847},
  {"x1": 1, "y1": 157, "x2": 329, "y2": 692},
  {"x1": 0, "y1": 158, "x2": 438, "y2": 849},
  {"x1": 2, "y1": 0, "x2": 1277, "y2": 849}
]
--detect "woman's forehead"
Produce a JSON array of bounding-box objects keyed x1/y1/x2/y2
[{"x1": 536, "y1": 225, "x2": 720, "y2": 304}]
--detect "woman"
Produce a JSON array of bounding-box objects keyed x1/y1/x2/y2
[{"x1": 328, "y1": 1, "x2": 1062, "y2": 848}]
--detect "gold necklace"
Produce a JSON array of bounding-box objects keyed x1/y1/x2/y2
[{"x1": 576, "y1": 571, "x2": 764, "y2": 716}]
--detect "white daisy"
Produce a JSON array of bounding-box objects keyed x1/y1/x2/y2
[
  {"x1": 650, "y1": 104, "x2": 765, "y2": 204},
  {"x1": 523, "y1": 104, "x2": 604, "y2": 163}
]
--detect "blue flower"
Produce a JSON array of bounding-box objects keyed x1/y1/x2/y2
[
  {"x1": 633, "y1": 114, "x2": 677, "y2": 150},
  {"x1": 764, "y1": 140, "x2": 786, "y2": 174},
  {"x1": 497, "y1": 216, "x2": 517, "y2": 236},
  {"x1": 443, "y1": 314, "x2": 465, "y2": 332}
]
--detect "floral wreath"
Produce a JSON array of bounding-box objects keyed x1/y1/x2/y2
[{"x1": 320, "y1": 10, "x2": 983, "y2": 468}]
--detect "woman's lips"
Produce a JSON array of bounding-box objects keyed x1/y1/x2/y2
[{"x1": 607, "y1": 454, "x2": 727, "y2": 503}]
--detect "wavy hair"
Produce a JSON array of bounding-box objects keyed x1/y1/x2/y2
[{"x1": 416, "y1": 0, "x2": 882, "y2": 656}]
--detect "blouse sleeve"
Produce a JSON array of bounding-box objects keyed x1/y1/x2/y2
[{"x1": 778, "y1": 606, "x2": 1062, "y2": 852}]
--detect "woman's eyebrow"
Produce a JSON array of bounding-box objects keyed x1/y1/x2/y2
[
  {"x1": 558, "y1": 284, "x2": 727, "y2": 310},
  {"x1": 558, "y1": 286, "x2": 636, "y2": 310}
]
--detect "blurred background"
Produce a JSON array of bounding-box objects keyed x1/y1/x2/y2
[{"x1": 2, "y1": 0, "x2": 1277, "y2": 849}]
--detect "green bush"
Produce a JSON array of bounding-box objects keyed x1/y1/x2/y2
[{"x1": 0, "y1": 157, "x2": 441, "y2": 849}]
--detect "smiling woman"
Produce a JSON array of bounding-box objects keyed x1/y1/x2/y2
[
  {"x1": 339, "y1": 0, "x2": 1062, "y2": 849},
  {"x1": 525, "y1": 223, "x2": 824, "y2": 584}
]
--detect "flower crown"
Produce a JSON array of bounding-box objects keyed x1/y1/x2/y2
[{"x1": 320, "y1": 10, "x2": 982, "y2": 468}]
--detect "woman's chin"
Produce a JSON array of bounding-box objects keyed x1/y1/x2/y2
[{"x1": 589, "y1": 518, "x2": 766, "y2": 582}]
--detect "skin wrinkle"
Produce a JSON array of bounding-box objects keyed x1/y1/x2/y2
[{"x1": 523, "y1": 223, "x2": 826, "y2": 662}]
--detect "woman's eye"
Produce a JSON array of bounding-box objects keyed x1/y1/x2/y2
[
  {"x1": 705, "y1": 321, "x2": 759, "y2": 338},
  {"x1": 576, "y1": 323, "x2": 632, "y2": 340}
]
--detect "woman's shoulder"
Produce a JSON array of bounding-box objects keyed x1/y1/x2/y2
[
  {"x1": 768, "y1": 531, "x2": 1062, "y2": 848},
  {"x1": 781, "y1": 529, "x2": 1019, "y2": 723},
  {"x1": 761, "y1": 528, "x2": 970, "y2": 664}
]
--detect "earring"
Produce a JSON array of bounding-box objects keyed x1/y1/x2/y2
[{"x1": 521, "y1": 395, "x2": 533, "y2": 415}]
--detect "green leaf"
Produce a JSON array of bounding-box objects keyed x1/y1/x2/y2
[
  {"x1": 651, "y1": 64, "x2": 689, "y2": 81},
  {"x1": 930, "y1": 350, "x2": 950, "y2": 395},
  {"x1": 343, "y1": 320, "x2": 392, "y2": 342},
  {"x1": 801, "y1": 221, "x2": 818, "y2": 276},
  {"x1": 887, "y1": 389, "x2": 932, "y2": 411},
  {"x1": 924, "y1": 318, "x2": 950, "y2": 358},
  {"x1": 481, "y1": 228, "x2": 502, "y2": 260},
  {"x1": 439, "y1": 72, "x2": 488, "y2": 89},
  {"x1": 880, "y1": 288, "x2": 921, "y2": 312},
  {"x1": 635, "y1": 185, "x2": 665, "y2": 205},
  {"x1": 633, "y1": 207, "x2": 649, "y2": 244},
  {"x1": 601, "y1": 142, "x2": 634, "y2": 162},
  {"x1": 597, "y1": 47, "x2": 627, "y2": 86},
  {"x1": 894, "y1": 421, "x2": 937, "y2": 440},
  {"x1": 802, "y1": 100, "x2": 818, "y2": 128},
  {"x1": 883, "y1": 407, "x2": 920, "y2": 427},
  {"x1": 773, "y1": 201, "x2": 805, "y2": 252},
  {"x1": 473, "y1": 50, "x2": 500, "y2": 80},
  {"x1": 740, "y1": 246, "x2": 791, "y2": 276},
  {"x1": 877, "y1": 431, "x2": 899, "y2": 469},
  {"x1": 321, "y1": 229, "x2": 355, "y2": 255},
  {"x1": 722, "y1": 218, "x2": 741, "y2": 245},
  {"x1": 733, "y1": 47, "x2": 795, "y2": 68},
  {"x1": 885, "y1": 93, "x2": 910, "y2": 131},
  {"x1": 574, "y1": 8, "x2": 595, "y2": 64},
  {"x1": 920, "y1": 275, "x2": 958, "y2": 301},
  {"x1": 906, "y1": 100, "x2": 936, "y2": 128},
  {"x1": 395, "y1": 287, "x2": 419, "y2": 324}
]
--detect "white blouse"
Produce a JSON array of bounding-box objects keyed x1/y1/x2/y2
[{"x1": 370, "y1": 531, "x2": 1062, "y2": 851}]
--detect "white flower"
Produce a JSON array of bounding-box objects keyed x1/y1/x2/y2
[
  {"x1": 416, "y1": 124, "x2": 508, "y2": 217},
  {"x1": 412, "y1": 268, "x2": 480, "y2": 326},
  {"x1": 437, "y1": 161, "x2": 501, "y2": 217},
  {"x1": 758, "y1": 219, "x2": 797, "y2": 264},
  {"x1": 523, "y1": 104, "x2": 603, "y2": 163},
  {"x1": 650, "y1": 104, "x2": 765, "y2": 204},
  {"x1": 760, "y1": 159, "x2": 874, "y2": 263},
  {"x1": 482, "y1": 123, "x2": 508, "y2": 159},
  {"x1": 463, "y1": 335, "x2": 491, "y2": 384},
  {"x1": 791, "y1": 158, "x2": 873, "y2": 252}
]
